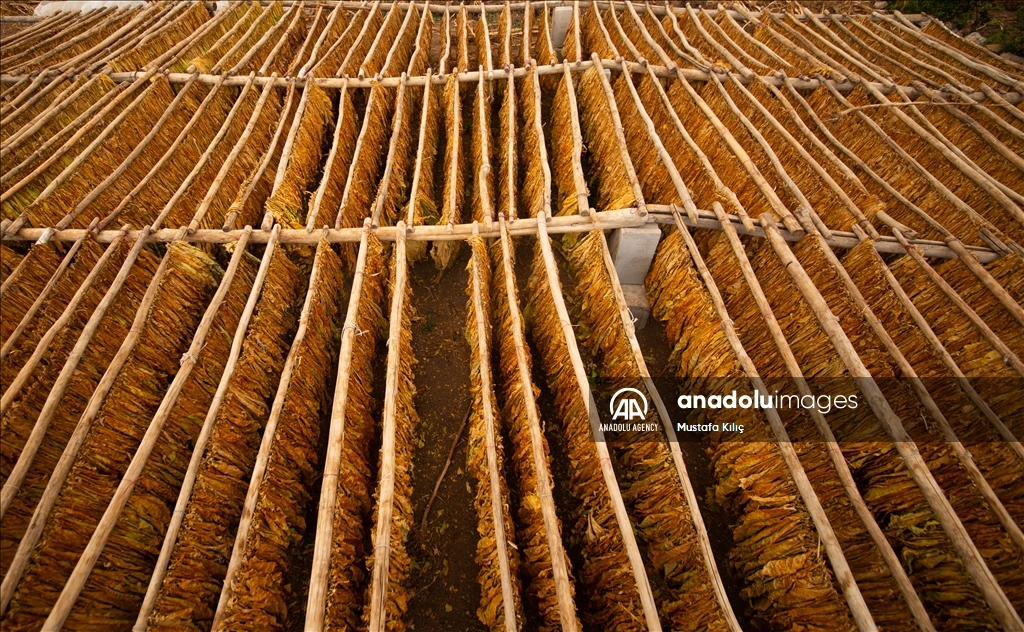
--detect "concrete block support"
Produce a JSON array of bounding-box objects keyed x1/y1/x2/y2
[
  {"x1": 608, "y1": 224, "x2": 661, "y2": 285},
  {"x1": 620, "y1": 284, "x2": 651, "y2": 330},
  {"x1": 551, "y1": 6, "x2": 572, "y2": 49}
]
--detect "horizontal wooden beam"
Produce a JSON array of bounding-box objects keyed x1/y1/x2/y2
[
  {"x1": 3, "y1": 59, "x2": 1017, "y2": 104},
  {"x1": 2, "y1": 207, "x2": 999, "y2": 262}
]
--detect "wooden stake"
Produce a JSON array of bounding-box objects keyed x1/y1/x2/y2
[
  {"x1": 467, "y1": 223, "x2": 518, "y2": 632},
  {"x1": 589, "y1": 220, "x2": 742, "y2": 631},
  {"x1": 684, "y1": 208, "x2": 891, "y2": 632},
  {"x1": 211, "y1": 229, "x2": 326, "y2": 629},
  {"x1": 0, "y1": 221, "x2": 93, "y2": 360},
  {"x1": 0, "y1": 227, "x2": 172, "y2": 614}
]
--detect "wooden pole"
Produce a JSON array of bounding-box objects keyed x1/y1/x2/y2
[
  {"x1": 889, "y1": 228, "x2": 1024, "y2": 377},
  {"x1": 41, "y1": 228, "x2": 254, "y2": 631},
  {"x1": 708, "y1": 204, "x2": 925, "y2": 626},
  {"x1": 0, "y1": 224, "x2": 92, "y2": 360},
  {"x1": 589, "y1": 220, "x2": 742, "y2": 630},
  {"x1": 367, "y1": 221, "x2": 409, "y2": 631},
  {"x1": 133, "y1": 226, "x2": 282, "y2": 631},
  {"x1": 535, "y1": 212, "x2": 662, "y2": 631},
  {"x1": 211, "y1": 228, "x2": 326, "y2": 629},
  {"x1": 681, "y1": 208, "x2": 893, "y2": 632},
  {"x1": 0, "y1": 227, "x2": 173, "y2": 614},
  {"x1": 497, "y1": 215, "x2": 578, "y2": 631},
  {"x1": 760, "y1": 215, "x2": 1024, "y2": 631},
  {"x1": 468, "y1": 223, "x2": 518, "y2": 632},
  {"x1": 305, "y1": 221, "x2": 371, "y2": 632}
]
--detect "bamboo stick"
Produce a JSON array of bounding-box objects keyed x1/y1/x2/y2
[
  {"x1": 367, "y1": 221, "x2": 409, "y2": 631},
  {"x1": 787, "y1": 11, "x2": 891, "y2": 85},
  {"x1": 639, "y1": 63, "x2": 748, "y2": 221},
  {"x1": 228, "y1": 82, "x2": 298, "y2": 232},
  {"x1": 0, "y1": 227, "x2": 173, "y2": 614},
  {"x1": 719, "y1": 6, "x2": 792, "y2": 68},
  {"x1": 661, "y1": 2, "x2": 712, "y2": 67},
  {"x1": 913, "y1": 14, "x2": 1024, "y2": 73},
  {"x1": 0, "y1": 226, "x2": 130, "y2": 423},
  {"x1": 760, "y1": 215, "x2": 1024, "y2": 631},
  {"x1": 219, "y1": 0, "x2": 934, "y2": 23},
  {"x1": 306, "y1": 79, "x2": 350, "y2": 231},
  {"x1": 55, "y1": 3, "x2": 172, "y2": 75},
  {"x1": 298, "y1": 3, "x2": 345, "y2": 77},
  {"x1": 829, "y1": 14, "x2": 957, "y2": 91},
  {"x1": 132, "y1": 225, "x2": 282, "y2": 631},
  {"x1": 616, "y1": 63, "x2": 697, "y2": 213},
  {"x1": 0, "y1": 70, "x2": 70, "y2": 122},
  {"x1": 732, "y1": 3, "x2": 841, "y2": 79},
  {"x1": 534, "y1": 212, "x2": 661, "y2": 631},
  {"x1": 335, "y1": 0, "x2": 383, "y2": 76},
  {"x1": 808, "y1": 78, "x2": 999, "y2": 240},
  {"x1": 370, "y1": 77, "x2": 409, "y2": 227},
  {"x1": 684, "y1": 6, "x2": 753, "y2": 76},
  {"x1": 1, "y1": 73, "x2": 102, "y2": 156},
  {"x1": 40, "y1": 228, "x2": 255, "y2": 631},
  {"x1": 767, "y1": 12, "x2": 853, "y2": 79},
  {"x1": 914, "y1": 82, "x2": 1024, "y2": 172},
  {"x1": 731, "y1": 75, "x2": 873, "y2": 231},
  {"x1": 681, "y1": 208, "x2": 895, "y2": 632},
  {"x1": 211, "y1": 3, "x2": 284, "y2": 74},
  {"x1": 560, "y1": 64, "x2": 591, "y2": 216},
  {"x1": 6, "y1": 8, "x2": 122, "y2": 75},
  {"x1": 625, "y1": 2, "x2": 676, "y2": 67},
  {"x1": 258, "y1": 2, "x2": 311, "y2": 75},
  {"x1": 151, "y1": 73, "x2": 258, "y2": 228},
  {"x1": 980, "y1": 83, "x2": 1024, "y2": 124},
  {"x1": 405, "y1": 69, "x2": 435, "y2": 229}
]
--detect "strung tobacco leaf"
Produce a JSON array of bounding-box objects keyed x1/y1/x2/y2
[
  {"x1": 466, "y1": 236, "x2": 524, "y2": 631},
  {"x1": 146, "y1": 246, "x2": 304, "y2": 630},
  {"x1": 4, "y1": 242, "x2": 223, "y2": 631}
]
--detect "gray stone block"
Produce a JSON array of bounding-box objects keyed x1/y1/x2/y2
[
  {"x1": 621, "y1": 284, "x2": 651, "y2": 331},
  {"x1": 608, "y1": 224, "x2": 662, "y2": 286}
]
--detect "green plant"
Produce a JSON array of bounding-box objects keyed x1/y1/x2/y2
[{"x1": 891, "y1": 0, "x2": 986, "y2": 30}]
